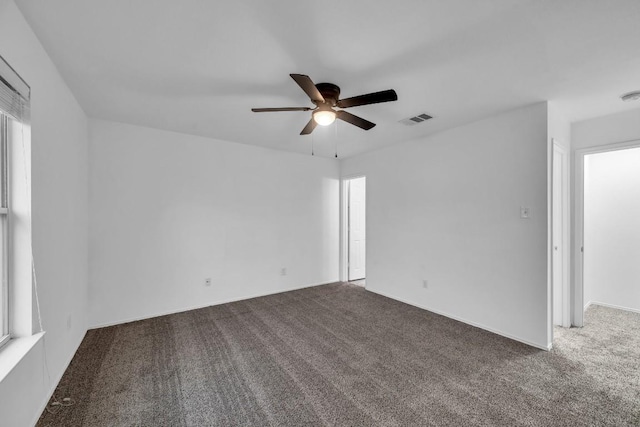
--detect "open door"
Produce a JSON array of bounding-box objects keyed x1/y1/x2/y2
[
  {"x1": 552, "y1": 142, "x2": 570, "y2": 327},
  {"x1": 348, "y1": 177, "x2": 366, "y2": 281}
]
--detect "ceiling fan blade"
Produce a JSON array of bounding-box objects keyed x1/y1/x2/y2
[
  {"x1": 337, "y1": 89, "x2": 398, "y2": 109},
  {"x1": 251, "y1": 107, "x2": 312, "y2": 112},
  {"x1": 336, "y1": 110, "x2": 376, "y2": 130},
  {"x1": 300, "y1": 118, "x2": 318, "y2": 135},
  {"x1": 290, "y1": 74, "x2": 325, "y2": 104}
]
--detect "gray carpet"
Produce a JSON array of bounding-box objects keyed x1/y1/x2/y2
[{"x1": 38, "y1": 283, "x2": 640, "y2": 426}]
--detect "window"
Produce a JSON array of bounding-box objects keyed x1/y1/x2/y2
[
  {"x1": 0, "y1": 113, "x2": 8, "y2": 348},
  {"x1": 0, "y1": 55, "x2": 30, "y2": 350}
]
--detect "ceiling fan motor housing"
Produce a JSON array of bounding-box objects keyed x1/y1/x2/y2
[{"x1": 315, "y1": 83, "x2": 341, "y2": 107}]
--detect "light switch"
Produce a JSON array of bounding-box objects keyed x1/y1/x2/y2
[{"x1": 520, "y1": 206, "x2": 530, "y2": 219}]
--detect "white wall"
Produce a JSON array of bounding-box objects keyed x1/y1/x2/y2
[
  {"x1": 89, "y1": 119, "x2": 339, "y2": 327},
  {"x1": 583, "y1": 147, "x2": 640, "y2": 312},
  {"x1": 341, "y1": 103, "x2": 550, "y2": 349},
  {"x1": 0, "y1": 1, "x2": 89, "y2": 425},
  {"x1": 547, "y1": 105, "x2": 571, "y2": 151},
  {"x1": 572, "y1": 108, "x2": 640, "y2": 152}
]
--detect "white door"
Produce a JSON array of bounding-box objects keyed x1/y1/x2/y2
[
  {"x1": 348, "y1": 177, "x2": 366, "y2": 281},
  {"x1": 552, "y1": 143, "x2": 569, "y2": 327}
]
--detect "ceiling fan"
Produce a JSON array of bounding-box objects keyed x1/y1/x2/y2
[{"x1": 252, "y1": 74, "x2": 398, "y2": 135}]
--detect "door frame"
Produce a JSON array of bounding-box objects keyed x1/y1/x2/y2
[
  {"x1": 552, "y1": 140, "x2": 570, "y2": 328},
  {"x1": 340, "y1": 174, "x2": 366, "y2": 284},
  {"x1": 574, "y1": 138, "x2": 640, "y2": 327}
]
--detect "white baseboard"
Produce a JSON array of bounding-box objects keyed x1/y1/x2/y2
[
  {"x1": 367, "y1": 288, "x2": 551, "y2": 351},
  {"x1": 584, "y1": 300, "x2": 593, "y2": 311},
  {"x1": 587, "y1": 301, "x2": 640, "y2": 315},
  {"x1": 89, "y1": 281, "x2": 341, "y2": 330},
  {"x1": 31, "y1": 329, "x2": 87, "y2": 427}
]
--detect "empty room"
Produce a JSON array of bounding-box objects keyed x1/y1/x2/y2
[{"x1": 1, "y1": 1, "x2": 640, "y2": 425}]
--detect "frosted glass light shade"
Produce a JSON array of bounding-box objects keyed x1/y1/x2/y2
[{"x1": 313, "y1": 110, "x2": 336, "y2": 126}]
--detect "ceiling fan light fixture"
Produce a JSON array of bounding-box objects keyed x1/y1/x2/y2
[{"x1": 313, "y1": 109, "x2": 336, "y2": 126}]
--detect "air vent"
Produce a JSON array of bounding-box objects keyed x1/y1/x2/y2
[{"x1": 399, "y1": 113, "x2": 433, "y2": 126}]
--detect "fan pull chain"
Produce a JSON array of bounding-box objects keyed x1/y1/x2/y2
[
  {"x1": 311, "y1": 132, "x2": 315, "y2": 156},
  {"x1": 334, "y1": 121, "x2": 338, "y2": 158}
]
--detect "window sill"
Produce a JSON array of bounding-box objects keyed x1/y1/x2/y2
[{"x1": 0, "y1": 332, "x2": 45, "y2": 383}]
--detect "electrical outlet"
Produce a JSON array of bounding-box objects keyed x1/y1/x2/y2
[
  {"x1": 520, "y1": 206, "x2": 531, "y2": 219},
  {"x1": 280, "y1": 268, "x2": 287, "y2": 276},
  {"x1": 422, "y1": 280, "x2": 428, "y2": 289},
  {"x1": 204, "y1": 278, "x2": 212, "y2": 287}
]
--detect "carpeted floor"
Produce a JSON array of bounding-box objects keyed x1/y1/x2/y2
[{"x1": 38, "y1": 283, "x2": 640, "y2": 426}]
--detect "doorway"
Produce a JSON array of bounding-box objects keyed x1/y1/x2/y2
[
  {"x1": 576, "y1": 140, "x2": 640, "y2": 326},
  {"x1": 345, "y1": 176, "x2": 366, "y2": 283}
]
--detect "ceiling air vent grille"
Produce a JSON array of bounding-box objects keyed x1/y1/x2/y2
[{"x1": 399, "y1": 113, "x2": 433, "y2": 126}]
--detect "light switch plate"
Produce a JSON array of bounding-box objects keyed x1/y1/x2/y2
[{"x1": 520, "y1": 206, "x2": 530, "y2": 219}]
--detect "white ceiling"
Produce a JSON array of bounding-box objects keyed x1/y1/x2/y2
[{"x1": 15, "y1": 0, "x2": 640, "y2": 158}]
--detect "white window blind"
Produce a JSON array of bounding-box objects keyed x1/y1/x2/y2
[{"x1": 0, "y1": 54, "x2": 30, "y2": 121}]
